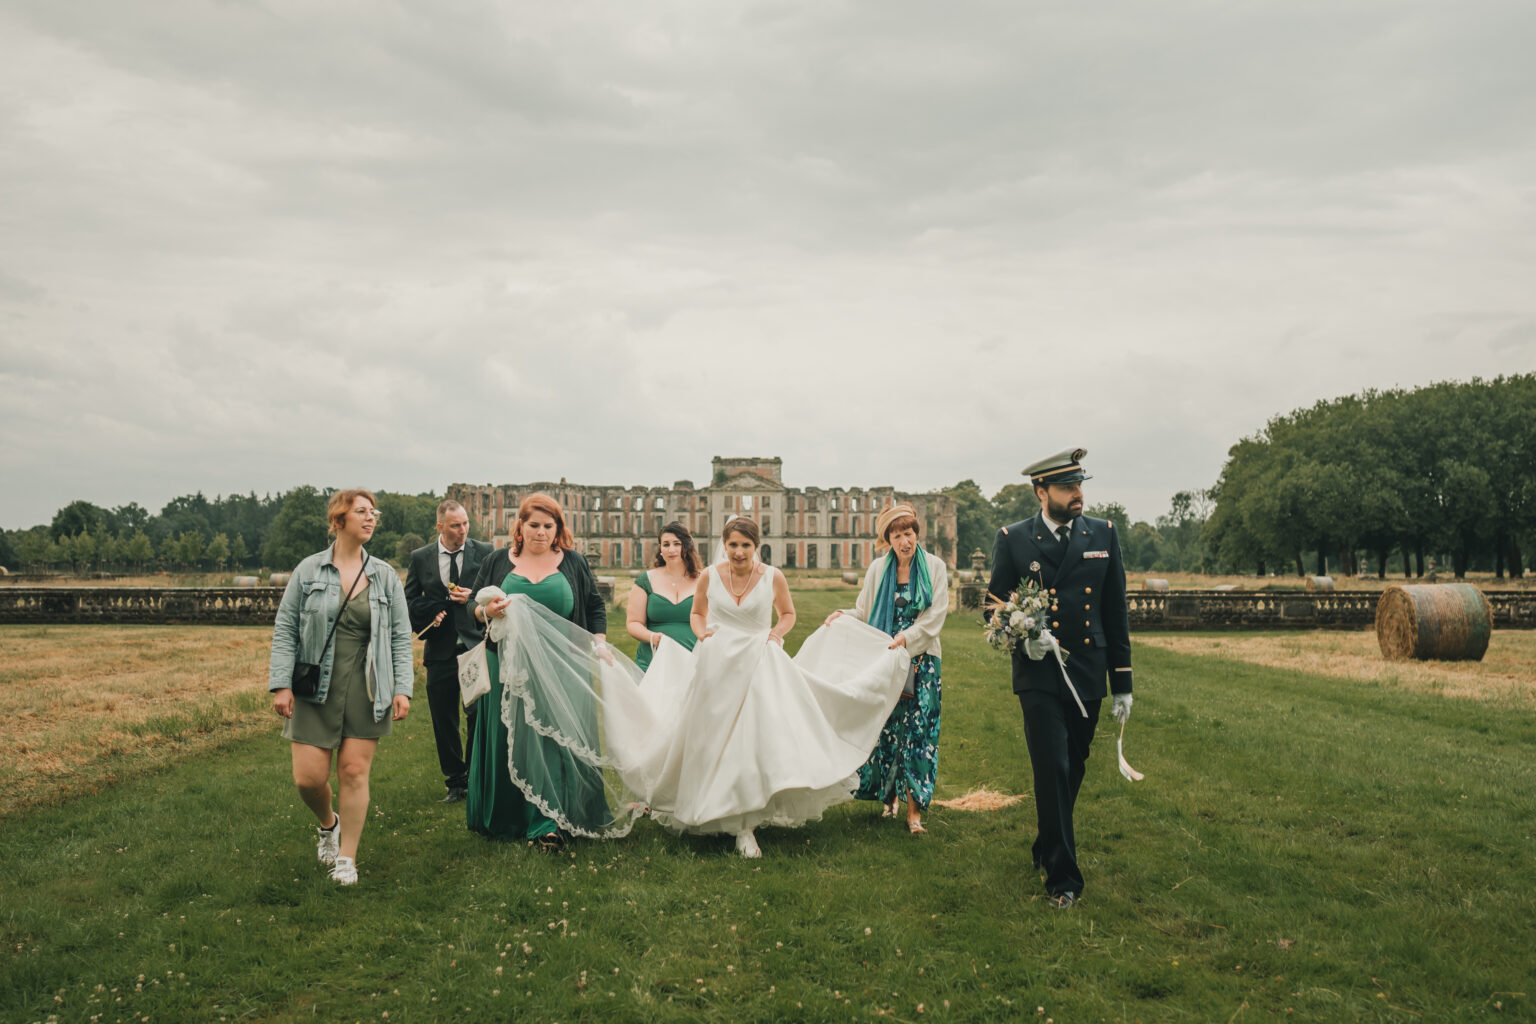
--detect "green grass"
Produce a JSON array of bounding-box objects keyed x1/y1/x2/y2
[{"x1": 2, "y1": 595, "x2": 1534, "y2": 1022}]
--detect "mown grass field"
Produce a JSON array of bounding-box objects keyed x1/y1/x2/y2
[{"x1": 2, "y1": 585, "x2": 1533, "y2": 1022}]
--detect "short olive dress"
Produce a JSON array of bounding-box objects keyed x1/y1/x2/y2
[{"x1": 283, "y1": 593, "x2": 390, "y2": 748}]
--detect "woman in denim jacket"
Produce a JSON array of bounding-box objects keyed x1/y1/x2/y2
[{"x1": 268, "y1": 488, "x2": 413, "y2": 885}]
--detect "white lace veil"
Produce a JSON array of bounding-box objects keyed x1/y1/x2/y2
[{"x1": 483, "y1": 594, "x2": 661, "y2": 839}]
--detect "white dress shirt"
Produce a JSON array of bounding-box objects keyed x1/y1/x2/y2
[{"x1": 438, "y1": 540, "x2": 465, "y2": 589}]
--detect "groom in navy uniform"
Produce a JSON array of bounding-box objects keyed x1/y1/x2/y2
[
  {"x1": 406, "y1": 500, "x2": 493, "y2": 803},
  {"x1": 986, "y1": 448, "x2": 1133, "y2": 908}
]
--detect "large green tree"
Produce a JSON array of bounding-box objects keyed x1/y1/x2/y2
[{"x1": 261, "y1": 487, "x2": 330, "y2": 570}]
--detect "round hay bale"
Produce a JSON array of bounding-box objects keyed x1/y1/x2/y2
[
  {"x1": 1143, "y1": 578, "x2": 1169, "y2": 592},
  {"x1": 841, "y1": 572, "x2": 859, "y2": 585},
  {"x1": 269, "y1": 572, "x2": 291, "y2": 588},
  {"x1": 1305, "y1": 575, "x2": 1334, "y2": 591},
  {"x1": 232, "y1": 575, "x2": 260, "y2": 588},
  {"x1": 1376, "y1": 583, "x2": 1492, "y2": 662}
]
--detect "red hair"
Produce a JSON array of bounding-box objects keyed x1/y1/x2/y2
[
  {"x1": 327, "y1": 489, "x2": 378, "y2": 536},
  {"x1": 512, "y1": 492, "x2": 575, "y2": 555}
]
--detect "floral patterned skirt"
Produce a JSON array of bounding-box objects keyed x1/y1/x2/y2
[{"x1": 855, "y1": 653, "x2": 941, "y2": 808}]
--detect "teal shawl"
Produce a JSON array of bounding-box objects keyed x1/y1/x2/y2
[{"x1": 868, "y1": 549, "x2": 933, "y2": 637}]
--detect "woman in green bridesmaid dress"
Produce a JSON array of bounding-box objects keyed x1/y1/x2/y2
[
  {"x1": 466, "y1": 493, "x2": 613, "y2": 847},
  {"x1": 625, "y1": 522, "x2": 703, "y2": 671}
]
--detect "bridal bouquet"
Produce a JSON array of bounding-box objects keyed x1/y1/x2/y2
[{"x1": 983, "y1": 581, "x2": 1057, "y2": 660}]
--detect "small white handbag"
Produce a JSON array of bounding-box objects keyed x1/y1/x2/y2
[{"x1": 457, "y1": 641, "x2": 490, "y2": 707}]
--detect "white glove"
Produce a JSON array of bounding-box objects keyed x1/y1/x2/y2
[
  {"x1": 1022, "y1": 630, "x2": 1056, "y2": 662},
  {"x1": 1111, "y1": 693, "x2": 1133, "y2": 723}
]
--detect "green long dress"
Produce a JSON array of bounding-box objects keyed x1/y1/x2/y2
[
  {"x1": 633, "y1": 572, "x2": 696, "y2": 672},
  {"x1": 466, "y1": 570, "x2": 608, "y2": 840}
]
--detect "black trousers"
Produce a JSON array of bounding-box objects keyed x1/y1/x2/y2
[
  {"x1": 424, "y1": 657, "x2": 478, "y2": 791},
  {"x1": 1019, "y1": 691, "x2": 1102, "y2": 898}
]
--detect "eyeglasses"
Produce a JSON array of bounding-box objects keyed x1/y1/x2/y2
[{"x1": 353, "y1": 509, "x2": 382, "y2": 520}]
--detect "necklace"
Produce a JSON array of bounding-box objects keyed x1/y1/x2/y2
[{"x1": 724, "y1": 564, "x2": 753, "y2": 601}]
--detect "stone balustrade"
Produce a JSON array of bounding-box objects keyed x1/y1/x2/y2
[
  {"x1": 1, "y1": 585, "x2": 1531, "y2": 629},
  {"x1": 956, "y1": 585, "x2": 1534, "y2": 629},
  {"x1": 0, "y1": 587, "x2": 287, "y2": 625}
]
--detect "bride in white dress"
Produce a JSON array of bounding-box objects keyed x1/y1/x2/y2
[
  {"x1": 474, "y1": 517, "x2": 912, "y2": 857},
  {"x1": 628, "y1": 518, "x2": 911, "y2": 857}
]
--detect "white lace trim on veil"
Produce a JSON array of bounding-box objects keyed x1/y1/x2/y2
[{"x1": 487, "y1": 594, "x2": 656, "y2": 839}]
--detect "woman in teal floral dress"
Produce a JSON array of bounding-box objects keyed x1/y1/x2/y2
[{"x1": 828, "y1": 503, "x2": 950, "y2": 834}]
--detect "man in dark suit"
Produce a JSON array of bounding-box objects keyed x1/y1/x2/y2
[
  {"x1": 406, "y1": 499, "x2": 493, "y2": 803},
  {"x1": 986, "y1": 447, "x2": 1133, "y2": 909}
]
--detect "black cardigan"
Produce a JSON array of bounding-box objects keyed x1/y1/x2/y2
[{"x1": 470, "y1": 547, "x2": 607, "y2": 635}]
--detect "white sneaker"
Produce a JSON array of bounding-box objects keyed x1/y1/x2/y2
[
  {"x1": 316, "y1": 816, "x2": 340, "y2": 866},
  {"x1": 735, "y1": 830, "x2": 762, "y2": 859},
  {"x1": 331, "y1": 856, "x2": 358, "y2": 885}
]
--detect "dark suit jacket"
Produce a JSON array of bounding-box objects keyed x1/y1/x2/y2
[
  {"x1": 986, "y1": 513, "x2": 1132, "y2": 700},
  {"x1": 406, "y1": 538, "x2": 494, "y2": 664}
]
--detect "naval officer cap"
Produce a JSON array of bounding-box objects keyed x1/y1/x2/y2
[{"x1": 1024, "y1": 447, "x2": 1092, "y2": 485}]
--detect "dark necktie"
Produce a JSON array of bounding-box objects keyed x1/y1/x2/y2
[
  {"x1": 448, "y1": 550, "x2": 461, "y2": 586},
  {"x1": 1057, "y1": 525, "x2": 1071, "y2": 549}
]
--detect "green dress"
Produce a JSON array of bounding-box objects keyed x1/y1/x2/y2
[
  {"x1": 633, "y1": 571, "x2": 696, "y2": 672},
  {"x1": 282, "y1": 593, "x2": 390, "y2": 747},
  {"x1": 466, "y1": 570, "x2": 608, "y2": 840}
]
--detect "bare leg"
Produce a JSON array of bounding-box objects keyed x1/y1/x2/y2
[
  {"x1": 335, "y1": 738, "x2": 379, "y2": 861},
  {"x1": 906, "y1": 793, "x2": 926, "y2": 833},
  {"x1": 291, "y1": 743, "x2": 337, "y2": 828}
]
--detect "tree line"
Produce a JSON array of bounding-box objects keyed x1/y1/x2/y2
[
  {"x1": 7, "y1": 375, "x2": 1528, "y2": 582},
  {"x1": 1205, "y1": 376, "x2": 1533, "y2": 579},
  {"x1": 0, "y1": 489, "x2": 454, "y2": 575}
]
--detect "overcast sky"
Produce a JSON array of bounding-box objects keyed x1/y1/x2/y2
[{"x1": 3, "y1": 1, "x2": 1533, "y2": 531}]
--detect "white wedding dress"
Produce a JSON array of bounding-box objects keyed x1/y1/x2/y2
[{"x1": 623, "y1": 564, "x2": 911, "y2": 835}]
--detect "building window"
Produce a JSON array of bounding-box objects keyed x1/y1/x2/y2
[
  {"x1": 807, "y1": 544, "x2": 818, "y2": 569},
  {"x1": 808, "y1": 516, "x2": 818, "y2": 534},
  {"x1": 850, "y1": 497, "x2": 859, "y2": 512},
  {"x1": 831, "y1": 515, "x2": 839, "y2": 535},
  {"x1": 762, "y1": 497, "x2": 771, "y2": 509},
  {"x1": 741, "y1": 494, "x2": 754, "y2": 512},
  {"x1": 785, "y1": 545, "x2": 797, "y2": 568},
  {"x1": 760, "y1": 544, "x2": 772, "y2": 565},
  {"x1": 633, "y1": 496, "x2": 643, "y2": 511},
  {"x1": 611, "y1": 514, "x2": 621, "y2": 532},
  {"x1": 831, "y1": 496, "x2": 840, "y2": 510},
  {"x1": 763, "y1": 516, "x2": 772, "y2": 535},
  {"x1": 654, "y1": 496, "x2": 665, "y2": 510}
]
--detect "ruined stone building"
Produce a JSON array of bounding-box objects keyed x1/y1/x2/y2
[{"x1": 449, "y1": 457, "x2": 959, "y2": 570}]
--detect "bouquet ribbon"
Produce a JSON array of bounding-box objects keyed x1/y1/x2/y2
[{"x1": 1027, "y1": 629, "x2": 1088, "y2": 719}]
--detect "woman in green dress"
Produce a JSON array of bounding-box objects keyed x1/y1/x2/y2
[
  {"x1": 466, "y1": 492, "x2": 612, "y2": 847},
  {"x1": 625, "y1": 521, "x2": 703, "y2": 671}
]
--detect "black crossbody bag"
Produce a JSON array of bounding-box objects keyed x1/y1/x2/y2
[{"x1": 290, "y1": 557, "x2": 368, "y2": 698}]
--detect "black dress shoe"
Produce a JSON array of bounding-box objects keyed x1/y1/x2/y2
[{"x1": 441, "y1": 787, "x2": 467, "y2": 803}]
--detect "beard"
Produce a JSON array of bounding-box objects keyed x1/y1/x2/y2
[{"x1": 1047, "y1": 494, "x2": 1083, "y2": 522}]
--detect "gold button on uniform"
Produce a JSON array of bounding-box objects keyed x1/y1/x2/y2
[
  {"x1": 1083, "y1": 638, "x2": 1091, "y2": 645},
  {"x1": 1085, "y1": 604, "x2": 1091, "y2": 610},
  {"x1": 1052, "y1": 621, "x2": 1059, "y2": 628},
  {"x1": 1085, "y1": 587, "x2": 1092, "y2": 595}
]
